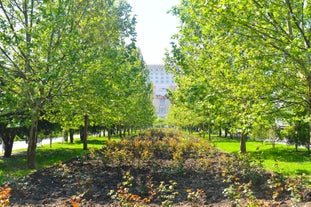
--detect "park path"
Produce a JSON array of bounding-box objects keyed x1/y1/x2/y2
[{"x1": 0, "y1": 136, "x2": 70, "y2": 155}]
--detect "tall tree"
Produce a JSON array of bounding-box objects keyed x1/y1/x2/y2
[
  {"x1": 201, "y1": 0, "x2": 311, "y2": 148},
  {"x1": 166, "y1": 0, "x2": 280, "y2": 152},
  {"x1": 0, "y1": 0, "x2": 91, "y2": 168},
  {"x1": 48, "y1": 0, "x2": 154, "y2": 145}
]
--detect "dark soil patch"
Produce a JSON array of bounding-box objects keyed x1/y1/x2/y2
[{"x1": 8, "y1": 155, "x2": 230, "y2": 206}]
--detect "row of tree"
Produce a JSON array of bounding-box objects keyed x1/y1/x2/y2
[
  {"x1": 0, "y1": 0, "x2": 155, "y2": 168},
  {"x1": 166, "y1": 0, "x2": 311, "y2": 153}
]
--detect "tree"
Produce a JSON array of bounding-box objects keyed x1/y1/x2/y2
[
  {"x1": 0, "y1": 0, "x2": 101, "y2": 168},
  {"x1": 197, "y1": 0, "x2": 311, "y2": 148},
  {"x1": 166, "y1": 0, "x2": 283, "y2": 152},
  {"x1": 0, "y1": 0, "x2": 154, "y2": 167},
  {"x1": 48, "y1": 0, "x2": 154, "y2": 144}
]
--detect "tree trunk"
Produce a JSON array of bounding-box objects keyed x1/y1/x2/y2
[
  {"x1": 225, "y1": 128, "x2": 229, "y2": 138},
  {"x1": 50, "y1": 137, "x2": 52, "y2": 148},
  {"x1": 309, "y1": 109, "x2": 311, "y2": 154},
  {"x1": 63, "y1": 130, "x2": 68, "y2": 143},
  {"x1": 69, "y1": 129, "x2": 74, "y2": 143},
  {"x1": 240, "y1": 133, "x2": 247, "y2": 153},
  {"x1": 208, "y1": 128, "x2": 211, "y2": 142},
  {"x1": 118, "y1": 125, "x2": 123, "y2": 139},
  {"x1": 2, "y1": 134, "x2": 14, "y2": 158},
  {"x1": 80, "y1": 126, "x2": 84, "y2": 141},
  {"x1": 83, "y1": 114, "x2": 88, "y2": 150},
  {"x1": 0, "y1": 124, "x2": 15, "y2": 158},
  {"x1": 308, "y1": 78, "x2": 311, "y2": 154},
  {"x1": 27, "y1": 118, "x2": 38, "y2": 169},
  {"x1": 108, "y1": 128, "x2": 111, "y2": 140},
  {"x1": 219, "y1": 127, "x2": 222, "y2": 137}
]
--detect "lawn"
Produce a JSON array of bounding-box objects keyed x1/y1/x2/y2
[
  {"x1": 0, "y1": 136, "x2": 108, "y2": 185},
  {"x1": 211, "y1": 137, "x2": 311, "y2": 177}
]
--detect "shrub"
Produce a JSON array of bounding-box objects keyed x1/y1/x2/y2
[{"x1": 0, "y1": 184, "x2": 11, "y2": 207}]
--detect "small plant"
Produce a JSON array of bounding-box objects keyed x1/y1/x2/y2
[
  {"x1": 223, "y1": 180, "x2": 266, "y2": 207},
  {"x1": 109, "y1": 171, "x2": 180, "y2": 207},
  {"x1": 266, "y1": 173, "x2": 307, "y2": 206},
  {"x1": 69, "y1": 193, "x2": 84, "y2": 207},
  {"x1": 186, "y1": 188, "x2": 205, "y2": 206},
  {"x1": 284, "y1": 176, "x2": 304, "y2": 205},
  {"x1": 267, "y1": 173, "x2": 286, "y2": 201},
  {"x1": 108, "y1": 171, "x2": 151, "y2": 207},
  {"x1": 155, "y1": 180, "x2": 178, "y2": 207},
  {"x1": 0, "y1": 184, "x2": 11, "y2": 207}
]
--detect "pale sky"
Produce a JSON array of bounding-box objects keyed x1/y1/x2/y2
[{"x1": 127, "y1": 0, "x2": 180, "y2": 65}]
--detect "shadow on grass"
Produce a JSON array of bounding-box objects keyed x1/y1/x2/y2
[
  {"x1": 0, "y1": 136, "x2": 110, "y2": 185},
  {"x1": 251, "y1": 147, "x2": 310, "y2": 163},
  {"x1": 74, "y1": 139, "x2": 105, "y2": 146}
]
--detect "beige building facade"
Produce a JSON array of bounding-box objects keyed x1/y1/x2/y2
[{"x1": 148, "y1": 65, "x2": 176, "y2": 118}]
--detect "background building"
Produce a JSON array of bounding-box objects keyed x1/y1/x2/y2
[{"x1": 148, "y1": 65, "x2": 176, "y2": 118}]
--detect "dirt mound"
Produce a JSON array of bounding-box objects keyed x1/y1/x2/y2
[{"x1": 4, "y1": 130, "x2": 311, "y2": 206}]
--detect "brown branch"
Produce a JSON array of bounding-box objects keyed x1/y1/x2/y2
[{"x1": 285, "y1": 0, "x2": 310, "y2": 48}]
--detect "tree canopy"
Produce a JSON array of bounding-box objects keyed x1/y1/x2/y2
[
  {"x1": 166, "y1": 0, "x2": 311, "y2": 152},
  {"x1": 0, "y1": 0, "x2": 155, "y2": 167}
]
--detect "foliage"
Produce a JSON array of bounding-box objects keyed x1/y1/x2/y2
[
  {"x1": 153, "y1": 118, "x2": 167, "y2": 128},
  {"x1": 69, "y1": 193, "x2": 85, "y2": 207},
  {"x1": 0, "y1": 0, "x2": 154, "y2": 168},
  {"x1": 109, "y1": 170, "x2": 179, "y2": 207},
  {"x1": 0, "y1": 184, "x2": 11, "y2": 207},
  {"x1": 185, "y1": 188, "x2": 205, "y2": 206},
  {"x1": 223, "y1": 181, "x2": 266, "y2": 207},
  {"x1": 165, "y1": 0, "x2": 311, "y2": 154},
  {"x1": 100, "y1": 129, "x2": 215, "y2": 168},
  {"x1": 267, "y1": 173, "x2": 307, "y2": 206},
  {"x1": 282, "y1": 122, "x2": 310, "y2": 151}
]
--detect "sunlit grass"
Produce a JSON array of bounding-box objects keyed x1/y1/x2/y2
[
  {"x1": 0, "y1": 136, "x2": 111, "y2": 185},
  {"x1": 211, "y1": 137, "x2": 311, "y2": 177}
]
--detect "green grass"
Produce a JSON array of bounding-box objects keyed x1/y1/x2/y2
[
  {"x1": 211, "y1": 137, "x2": 311, "y2": 177},
  {"x1": 0, "y1": 136, "x2": 110, "y2": 185}
]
